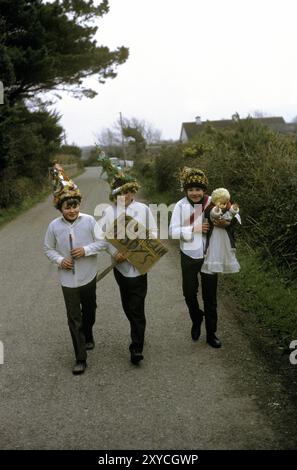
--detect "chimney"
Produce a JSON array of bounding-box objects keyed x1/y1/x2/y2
[{"x1": 195, "y1": 115, "x2": 202, "y2": 125}]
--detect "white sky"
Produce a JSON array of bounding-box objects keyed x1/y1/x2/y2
[{"x1": 54, "y1": 0, "x2": 297, "y2": 146}]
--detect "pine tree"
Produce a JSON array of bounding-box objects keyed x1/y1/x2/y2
[{"x1": 0, "y1": 0, "x2": 129, "y2": 104}]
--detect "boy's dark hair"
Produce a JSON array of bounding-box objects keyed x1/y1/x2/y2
[{"x1": 57, "y1": 196, "x2": 81, "y2": 211}]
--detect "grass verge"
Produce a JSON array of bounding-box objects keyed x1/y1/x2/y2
[
  {"x1": 0, "y1": 185, "x2": 51, "y2": 229},
  {"x1": 220, "y1": 242, "x2": 297, "y2": 350}
]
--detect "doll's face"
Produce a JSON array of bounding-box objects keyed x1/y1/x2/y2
[{"x1": 216, "y1": 198, "x2": 229, "y2": 210}]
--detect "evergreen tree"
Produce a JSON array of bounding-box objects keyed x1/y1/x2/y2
[
  {"x1": 0, "y1": 1, "x2": 128, "y2": 207},
  {"x1": 0, "y1": 0, "x2": 129, "y2": 104}
]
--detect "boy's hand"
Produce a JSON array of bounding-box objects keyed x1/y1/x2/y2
[
  {"x1": 193, "y1": 221, "x2": 209, "y2": 233},
  {"x1": 71, "y1": 247, "x2": 85, "y2": 259},
  {"x1": 213, "y1": 219, "x2": 230, "y2": 228},
  {"x1": 61, "y1": 258, "x2": 74, "y2": 270},
  {"x1": 114, "y1": 252, "x2": 127, "y2": 264},
  {"x1": 202, "y1": 220, "x2": 210, "y2": 233}
]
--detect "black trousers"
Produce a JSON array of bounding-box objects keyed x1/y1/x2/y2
[
  {"x1": 114, "y1": 268, "x2": 147, "y2": 353},
  {"x1": 180, "y1": 251, "x2": 218, "y2": 335},
  {"x1": 61, "y1": 276, "x2": 97, "y2": 362}
]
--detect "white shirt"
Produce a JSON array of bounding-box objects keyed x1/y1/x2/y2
[
  {"x1": 97, "y1": 200, "x2": 158, "y2": 278},
  {"x1": 44, "y1": 213, "x2": 107, "y2": 287},
  {"x1": 169, "y1": 196, "x2": 211, "y2": 259}
]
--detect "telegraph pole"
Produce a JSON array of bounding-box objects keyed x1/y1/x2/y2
[{"x1": 119, "y1": 111, "x2": 126, "y2": 167}]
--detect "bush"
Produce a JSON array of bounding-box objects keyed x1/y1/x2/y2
[
  {"x1": 188, "y1": 119, "x2": 297, "y2": 280},
  {"x1": 60, "y1": 145, "x2": 81, "y2": 159},
  {"x1": 0, "y1": 174, "x2": 40, "y2": 207},
  {"x1": 137, "y1": 118, "x2": 297, "y2": 281},
  {"x1": 0, "y1": 103, "x2": 62, "y2": 209},
  {"x1": 133, "y1": 157, "x2": 154, "y2": 177},
  {"x1": 52, "y1": 153, "x2": 84, "y2": 170},
  {"x1": 154, "y1": 144, "x2": 184, "y2": 197}
]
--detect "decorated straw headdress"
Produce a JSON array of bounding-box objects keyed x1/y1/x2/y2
[
  {"x1": 49, "y1": 161, "x2": 81, "y2": 209},
  {"x1": 109, "y1": 174, "x2": 140, "y2": 201},
  {"x1": 179, "y1": 167, "x2": 208, "y2": 192}
]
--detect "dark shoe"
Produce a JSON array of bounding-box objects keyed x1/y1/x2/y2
[
  {"x1": 191, "y1": 322, "x2": 201, "y2": 341},
  {"x1": 72, "y1": 361, "x2": 87, "y2": 375},
  {"x1": 130, "y1": 351, "x2": 144, "y2": 365},
  {"x1": 86, "y1": 340, "x2": 95, "y2": 350},
  {"x1": 206, "y1": 334, "x2": 222, "y2": 348}
]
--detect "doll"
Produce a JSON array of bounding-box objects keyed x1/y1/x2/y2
[{"x1": 201, "y1": 188, "x2": 240, "y2": 274}]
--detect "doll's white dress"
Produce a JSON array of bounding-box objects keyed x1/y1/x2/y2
[{"x1": 201, "y1": 208, "x2": 240, "y2": 274}]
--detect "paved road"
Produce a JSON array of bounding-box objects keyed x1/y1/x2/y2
[{"x1": 0, "y1": 167, "x2": 296, "y2": 450}]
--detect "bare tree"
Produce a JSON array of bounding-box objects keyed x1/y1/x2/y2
[
  {"x1": 96, "y1": 116, "x2": 161, "y2": 159},
  {"x1": 252, "y1": 110, "x2": 269, "y2": 118},
  {"x1": 97, "y1": 117, "x2": 161, "y2": 145}
]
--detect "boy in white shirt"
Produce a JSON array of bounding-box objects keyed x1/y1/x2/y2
[
  {"x1": 98, "y1": 175, "x2": 157, "y2": 365},
  {"x1": 44, "y1": 163, "x2": 107, "y2": 374},
  {"x1": 169, "y1": 168, "x2": 226, "y2": 348}
]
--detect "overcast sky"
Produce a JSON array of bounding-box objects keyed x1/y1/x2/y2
[{"x1": 54, "y1": 0, "x2": 297, "y2": 146}]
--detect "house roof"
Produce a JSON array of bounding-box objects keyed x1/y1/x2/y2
[{"x1": 180, "y1": 117, "x2": 288, "y2": 140}]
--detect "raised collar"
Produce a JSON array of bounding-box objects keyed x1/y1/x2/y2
[{"x1": 61, "y1": 212, "x2": 82, "y2": 225}]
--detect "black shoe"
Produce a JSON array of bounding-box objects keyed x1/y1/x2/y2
[
  {"x1": 206, "y1": 334, "x2": 222, "y2": 348},
  {"x1": 72, "y1": 361, "x2": 87, "y2": 375},
  {"x1": 130, "y1": 351, "x2": 144, "y2": 365},
  {"x1": 191, "y1": 323, "x2": 201, "y2": 341},
  {"x1": 86, "y1": 340, "x2": 95, "y2": 350}
]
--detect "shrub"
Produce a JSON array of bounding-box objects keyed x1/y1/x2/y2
[
  {"x1": 190, "y1": 119, "x2": 297, "y2": 280},
  {"x1": 154, "y1": 144, "x2": 184, "y2": 197}
]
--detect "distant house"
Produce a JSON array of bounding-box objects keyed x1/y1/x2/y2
[{"x1": 180, "y1": 115, "x2": 296, "y2": 142}]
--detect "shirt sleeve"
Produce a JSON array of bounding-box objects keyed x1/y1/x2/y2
[
  {"x1": 83, "y1": 217, "x2": 110, "y2": 256},
  {"x1": 169, "y1": 203, "x2": 193, "y2": 241},
  {"x1": 83, "y1": 215, "x2": 120, "y2": 257},
  {"x1": 44, "y1": 224, "x2": 64, "y2": 266},
  {"x1": 105, "y1": 241, "x2": 119, "y2": 257}
]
